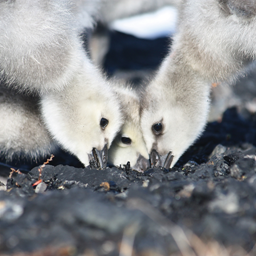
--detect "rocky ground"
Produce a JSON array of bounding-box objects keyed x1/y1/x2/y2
[{"x1": 1, "y1": 31, "x2": 256, "y2": 256}]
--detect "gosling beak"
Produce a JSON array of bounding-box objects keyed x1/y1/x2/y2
[
  {"x1": 88, "y1": 143, "x2": 108, "y2": 169},
  {"x1": 132, "y1": 154, "x2": 150, "y2": 172},
  {"x1": 149, "y1": 149, "x2": 174, "y2": 169}
]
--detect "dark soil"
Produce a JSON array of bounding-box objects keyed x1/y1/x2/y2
[{"x1": 1, "y1": 31, "x2": 256, "y2": 256}]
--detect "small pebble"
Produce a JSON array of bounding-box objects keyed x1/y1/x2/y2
[{"x1": 35, "y1": 182, "x2": 47, "y2": 193}]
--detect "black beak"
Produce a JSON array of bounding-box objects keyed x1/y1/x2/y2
[
  {"x1": 132, "y1": 154, "x2": 150, "y2": 172},
  {"x1": 88, "y1": 143, "x2": 108, "y2": 169},
  {"x1": 149, "y1": 149, "x2": 174, "y2": 169}
]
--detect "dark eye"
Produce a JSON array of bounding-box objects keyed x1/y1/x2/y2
[
  {"x1": 121, "y1": 136, "x2": 132, "y2": 145},
  {"x1": 152, "y1": 122, "x2": 163, "y2": 135},
  {"x1": 100, "y1": 118, "x2": 109, "y2": 130}
]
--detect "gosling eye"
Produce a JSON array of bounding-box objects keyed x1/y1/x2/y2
[
  {"x1": 100, "y1": 117, "x2": 109, "y2": 130},
  {"x1": 152, "y1": 122, "x2": 163, "y2": 136},
  {"x1": 121, "y1": 136, "x2": 132, "y2": 145}
]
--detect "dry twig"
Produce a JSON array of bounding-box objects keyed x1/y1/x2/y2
[
  {"x1": 32, "y1": 154, "x2": 54, "y2": 187},
  {"x1": 9, "y1": 168, "x2": 21, "y2": 178}
]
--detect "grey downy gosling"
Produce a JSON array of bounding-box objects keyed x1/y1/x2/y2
[
  {"x1": 108, "y1": 83, "x2": 149, "y2": 171},
  {"x1": 0, "y1": 0, "x2": 123, "y2": 168},
  {"x1": 140, "y1": 0, "x2": 256, "y2": 168}
]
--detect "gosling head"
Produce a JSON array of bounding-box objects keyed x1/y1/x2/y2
[
  {"x1": 108, "y1": 85, "x2": 149, "y2": 171},
  {"x1": 140, "y1": 76, "x2": 210, "y2": 168},
  {"x1": 41, "y1": 79, "x2": 123, "y2": 169}
]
